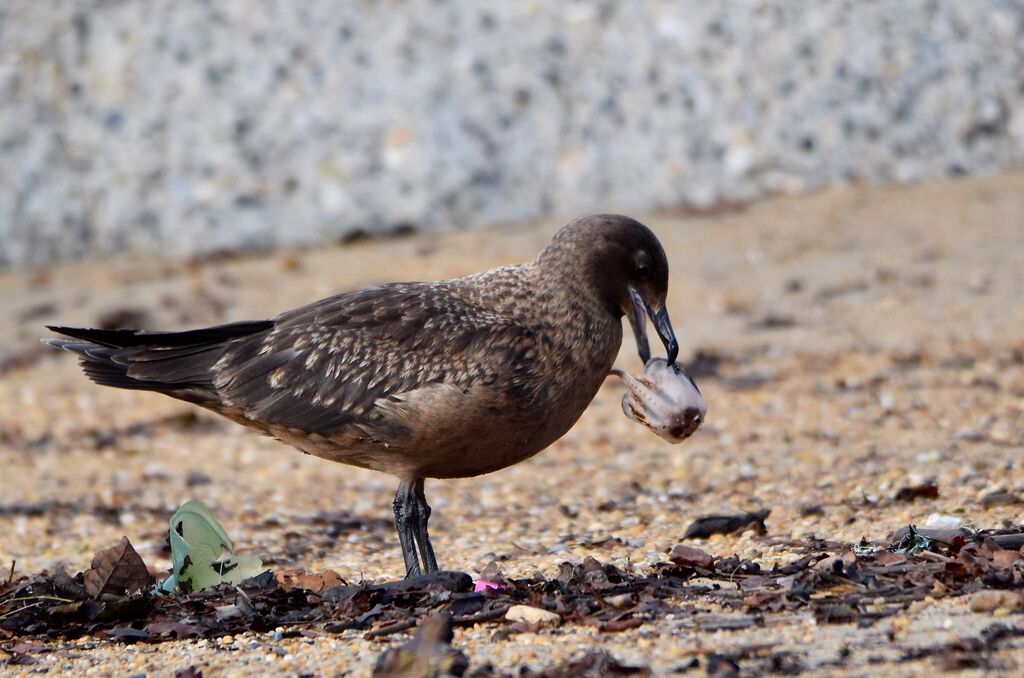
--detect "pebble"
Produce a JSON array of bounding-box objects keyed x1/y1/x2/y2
[
  {"x1": 607, "y1": 593, "x2": 634, "y2": 608},
  {"x1": 922, "y1": 514, "x2": 960, "y2": 529},
  {"x1": 505, "y1": 605, "x2": 561, "y2": 628},
  {"x1": 3, "y1": 175, "x2": 1024, "y2": 675},
  {"x1": 969, "y1": 590, "x2": 1024, "y2": 613}
]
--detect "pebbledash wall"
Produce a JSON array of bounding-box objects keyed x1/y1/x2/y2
[{"x1": 2, "y1": 1, "x2": 1024, "y2": 265}]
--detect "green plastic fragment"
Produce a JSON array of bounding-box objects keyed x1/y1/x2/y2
[
  {"x1": 887, "y1": 524, "x2": 932, "y2": 556},
  {"x1": 157, "y1": 499, "x2": 263, "y2": 594}
]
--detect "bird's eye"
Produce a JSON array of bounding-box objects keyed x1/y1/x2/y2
[{"x1": 636, "y1": 262, "x2": 652, "y2": 281}]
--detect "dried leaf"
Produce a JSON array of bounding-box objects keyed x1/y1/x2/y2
[
  {"x1": 814, "y1": 604, "x2": 860, "y2": 624},
  {"x1": 48, "y1": 599, "x2": 104, "y2": 621},
  {"x1": 83, "y1": 537, "x2": 151, "y2": 599},
  {"x1": 893, "y1": 483, "x2": 939, "y2": 502},
  {"x1": 146, "y1": 621, "x2": 203, "y2": 639},
  {"x1": 684, "y1": 510, "x2": 770, "y2": 539},
  {"x1": 106, "y1": 625, "x2": 150, "y2": 641},
  {"x1": 873, "y1": 551, "x2": 908, "y2": 566},
  {"x1": 479, "y1": 561, "x2": 508, "y2": 587},
  {"x1": 597, "y1": 617, "x2": 643, "y2": 632},
  {"x1": 670, "y1": 544, "x2": 715, "y2": 570},
  {"x1": 276, "y1": 568, "x2": 346, "y2": 594},
  {"x1": 991, "y1": 548, "x2": 1023, "y2": 570}
]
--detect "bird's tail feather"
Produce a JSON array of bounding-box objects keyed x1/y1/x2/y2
[{"x1": 43, "y1": 320, "x2": 273, "y2": 402}]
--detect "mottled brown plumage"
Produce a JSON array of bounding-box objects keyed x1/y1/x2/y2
[{"x1": 45, "y1": 214, "x2": 680, "y2": 577}]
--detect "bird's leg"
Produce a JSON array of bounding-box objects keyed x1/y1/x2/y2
[
  {"x1": 411, "y1": 478, "x2": 440, "y2": 573},
  {"x1": 392, "y1": 481, "x2": 422, "y2": 578}
]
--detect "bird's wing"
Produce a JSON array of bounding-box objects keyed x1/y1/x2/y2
[{"x1": 211, "y1": 282, "x2": 543, "y2": 435}]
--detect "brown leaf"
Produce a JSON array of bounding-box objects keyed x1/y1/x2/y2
[
  {"x1": 9, "y1": 641, "x2": 46, "y2": 655},
  {"x1": 48, "y1": 599, "x2": 104, "y2": 621},
  {"x1": 814, "y1": 604, "x2": 860, "y2": 624},
  {"x1": 683, "y1": 510, "x2": 769, "y2": 539},
  {"x1": 670, "y1": 544, "x2": 715, "y2": 570},
  {"x1": 893, "y1": 483, "x2": 939, "y2": 502},
  {"x1": 874, "y1": 551, "x2": 908, "y2": 566},
  {"x1": 146, "y1": 621, "x2": 203, "y2": 639},
  {"x1": 597, "y1": 617, "x2": 643, "y2": 632},
  {"x1": 83, "y1": 536, "x2": 152, "y2": 599},
  {"x1": 106, "y1": 625, "x2": 150, "y2": 641},
  {"x1": 275, "y1": 568, "x2": 345, "y2": 594},
  {"x1": 742, "y1": 590, "x2": 777, "y2": 611},
  {"x1": 479, "y1": 560, "x2": 508, "y2": 587},
  {"x1": 991, "y1": 548, "x2": 1023, "y2": 570}
]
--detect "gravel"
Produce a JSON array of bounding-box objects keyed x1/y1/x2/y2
[{"x1": 1, "y1": 172, "x2": 1023, "y2": 673}]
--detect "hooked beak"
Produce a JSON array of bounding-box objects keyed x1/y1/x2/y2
[{"x1": 627, "y1": 287, "x2": 679, "y2": 365}]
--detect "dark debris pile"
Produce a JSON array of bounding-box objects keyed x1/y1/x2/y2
[{"x1": 3, "y1": 523, "x2": 1024, "y2": 673}]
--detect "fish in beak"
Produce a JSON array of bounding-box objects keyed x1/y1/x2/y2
[{"x1": 627, "y1": 287, "x2": 679, "y2": 365}]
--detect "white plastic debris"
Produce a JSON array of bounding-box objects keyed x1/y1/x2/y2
[{"x1": 922, "y1": 513, "x2": 961, "y2": 530}]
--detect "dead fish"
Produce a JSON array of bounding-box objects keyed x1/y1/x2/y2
[{"x1": 612, "y1": 357, "x2": 707, "y2": 443}]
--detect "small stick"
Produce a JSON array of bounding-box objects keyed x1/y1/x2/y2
[
  {"x1": 0, "y1": 600, "x2": 45, "y2": 621},
  {"x1": 452, "y1": 605, "x2": 512, "y2": 626},
  {"x1": 6, "y1": 560, "x2": 13, "y2": 585},
  {"x1": 2, "y1": 595, "x2": 74, "y2": 605},
  {"x1": 363, "y1": 617, "x2": 417, "y2": 639}
]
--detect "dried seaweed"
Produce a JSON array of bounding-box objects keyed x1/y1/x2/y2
[{"x1": 5, "y1": 522, "x2": 1024, "y2": 674}]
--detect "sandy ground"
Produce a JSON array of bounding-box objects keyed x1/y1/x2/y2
[{"x1": 1, "y1": 172, "x2": 1024, "y2": 675}]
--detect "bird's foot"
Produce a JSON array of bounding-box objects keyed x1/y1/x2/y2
[{"x1": 398, "y1": 570, "x2": 473, "y2": 592}]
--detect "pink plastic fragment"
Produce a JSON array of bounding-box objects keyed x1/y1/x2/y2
[{"x1": 473, "y1": 579, "x2": 503, "y2": 592}]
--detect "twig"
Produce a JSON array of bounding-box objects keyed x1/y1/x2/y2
[
  {"x1": 324, "y1": 619, "x2": 361, "y2": 634},
  {"x1": 5, "y1": 560, "x2": 13, "y2": 585},
  {"x1": 363, "y1": 617, "x2": 417, "y2": 639},
  {"x1": 0, "y1": 601, "x2": 45, "y2": 620},
  {"x1": 2, "y1": 595, "x2": 74, "y2": 605},
  {"x1": 452, "y1": 604, "x2": 512, "y2": 626}
]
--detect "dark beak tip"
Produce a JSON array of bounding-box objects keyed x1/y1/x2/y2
[{"x1": 648, "y1": 305, "x2": 679, "y2": 365}]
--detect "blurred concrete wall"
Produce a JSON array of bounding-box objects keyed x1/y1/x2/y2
[{"x1": 2, "y1": 1, "x2": 1023, "y2": 266}]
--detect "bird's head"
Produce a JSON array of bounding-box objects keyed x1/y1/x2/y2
[{"x1": 538, "y1": 214, "x2": 677, "y2": 365}]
